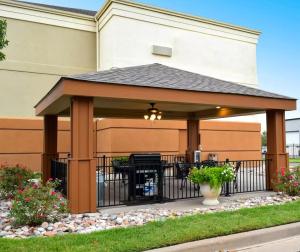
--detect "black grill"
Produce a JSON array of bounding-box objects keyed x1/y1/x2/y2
[{"x1": 128, "y1": 153, "x2": 163, "y2": 202}]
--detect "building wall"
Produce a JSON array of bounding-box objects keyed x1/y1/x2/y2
[
  {"x1": 0, "y1": 0, "x2": 260, "y2": 118},
  {"x1": 0, "y1": 118, "x2": 261, "y2": 171},
  {"x1": 0, "y1": 1, "x2": 262, "y2": 170},
  {"x1": 286, "y1": 119, "x2": 300, "y2": 145},
  {"x1": 0, "y1": 17, "x2": 96, "y2": 117},
  {"x1": 98, "y1": 2, "x2": 259, "y2": 87}
]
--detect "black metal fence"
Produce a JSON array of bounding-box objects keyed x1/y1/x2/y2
[
  {"x1": 286, "y1": 144, "x2": 300, "y2": 158},
  {"x1": 96, "y1": 155, "x2": 270, "y2": 207},
  {"x1": 50, "y1": 158, "x2": 68, "y2": 196}
]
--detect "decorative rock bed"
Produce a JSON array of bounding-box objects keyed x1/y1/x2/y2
[{"x1": 0, "y1": 194, "x2": 299, "y2": 239}]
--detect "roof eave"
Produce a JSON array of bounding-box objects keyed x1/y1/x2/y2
[
  {"x1": 95, "y1": 0, "x2": 261, "y2": 36},
  {"x1": 1, "y1": 0, "x2": 95, "y2": 21}
]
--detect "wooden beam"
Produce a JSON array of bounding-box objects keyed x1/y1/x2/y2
[
  {"x1": 35, "y1": 79, "x2": 296, "y2": 116},
  {"x1": 68, "y1": 96, "x2": 96, "y2": 213}
]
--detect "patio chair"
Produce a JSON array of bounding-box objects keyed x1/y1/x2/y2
[
  {"x1": 112, "y1": 159, "x2": 129, "y2": 183},
  {"x1": 233, "y1": 161, "x2": 242, "y2": 190},
  {"x1": 200, "y1": 160, "x2": 218, "y2": 167},
  {"x1": 175, "y1": 162, "x2": 190, "y2": 190}
]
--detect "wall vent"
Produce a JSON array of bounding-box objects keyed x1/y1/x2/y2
[{"x1": 152, "y1": 45, "x2": 172, "y2": 57}]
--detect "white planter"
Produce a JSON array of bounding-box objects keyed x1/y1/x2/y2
[{"x1": 200, "y1": 183, "x2": 222, "y2": 206}]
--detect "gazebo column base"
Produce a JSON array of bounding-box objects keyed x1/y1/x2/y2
[
  {"x1": 68, "y1": 96, "x2": 96, "y2": 214},
  {"x1": 266, "y1": 110, "x2": 289, "y2": 190},
  {"x1": 68, "y1": 159, "x2": 96, "y2": 213}
]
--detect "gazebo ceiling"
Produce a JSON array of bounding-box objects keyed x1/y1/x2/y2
[{"x1": 35, "y1": 63, "x2": 296, "y2": 119}]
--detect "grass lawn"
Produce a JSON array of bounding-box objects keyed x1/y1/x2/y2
[
  {"x1": 289, "y1": 158, "x2": 300, "y2": 163},
  {"x1": 1, "y1": 200, "x2": 300, "y2": 252}
]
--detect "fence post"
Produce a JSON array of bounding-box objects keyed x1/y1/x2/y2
[
  {"x1": 158, "y1": 165, "x2": 164, "y2": 202},
  {"x1": 225, "y1": 158, "x2": 230, "y2": 197},
  {"x1": 103, "y1": 155, "x2": 106, "y2": 169},
  {"x1": 265, "y1": 159, "x2": 271, "y2": 191},
  {"x1": 293, "y1": 144, "x2": 295, "y2": 159}
]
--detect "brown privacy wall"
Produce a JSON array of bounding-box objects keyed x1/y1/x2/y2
[
  {"x1": 0, "y1": 118, "x2": 70, "y2": 171},
  {"x1": 0, "y1": 118, "x2": 261, "y2": 171},
  {"x1": 96, "y1": 119, "x2": 261, "y2": 161}
]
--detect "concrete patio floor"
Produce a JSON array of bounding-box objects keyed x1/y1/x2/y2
[{"x1": 99, "y1": 191, "x2": 277, "y2": 215}]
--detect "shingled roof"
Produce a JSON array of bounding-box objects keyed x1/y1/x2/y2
[
  {"x1": 17, "y1": 0, "x2": 97, "y2": 16},
  {"x1": 66, "y1": 63, "x2": 293, "y2": 100}
]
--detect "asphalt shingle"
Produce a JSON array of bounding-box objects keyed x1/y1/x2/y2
[
  {"x1": 66, "y1": 63, "x2": 293, "y2": 100},
  {"x1": 17, "y1": 0, "x2": 97, "y2": 16}
]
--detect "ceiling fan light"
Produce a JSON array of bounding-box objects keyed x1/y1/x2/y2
[
  {"x1": 144, "y1": 103, "x2": 162, "y2": 121},
  {"x1": 150, "y1": 114, "x2": 156, "y2": 120}
]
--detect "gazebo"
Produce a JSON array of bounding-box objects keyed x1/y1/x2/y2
[{"x1": 35, "y1": 63, "x2": 296, "y2": 213}]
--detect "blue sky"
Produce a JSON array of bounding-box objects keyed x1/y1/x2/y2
[{"x1": 25, "y1": 0, "x2": 300, "y2": 120}]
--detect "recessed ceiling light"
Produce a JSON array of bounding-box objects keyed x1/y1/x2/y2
[{"x1": 216, "y1": 106, "x2": 221, "y2": 109}]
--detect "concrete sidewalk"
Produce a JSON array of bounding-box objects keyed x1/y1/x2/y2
[
  {"x1": 235, "y1": 235, "x2": 300, "y2": 252},
  {"x1": 146, "y1": 222, "x2": 300, "y2": 252}
]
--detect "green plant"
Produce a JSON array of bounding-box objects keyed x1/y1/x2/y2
[
  {"x1": 9, "y1": 179, "x2": 68, "y2": 227},
  {"x1": 0, "y1": 164, "x2": 40, "y2": 199},
  {"x1": 261, "y1": 131, "x2": 267, "y2": 146},
  {"x1": 275, "y1": 167, "x2": 300, "y2": 196},
  {"x1": 188, "y1": 164, "x2": 235, "y2": 189},
  {"x1": 0, "y1": 19, "x2": 9, "y2": 61},
  {"x1": 112, "y1": 156, "x2": 129, "y2": 163}
]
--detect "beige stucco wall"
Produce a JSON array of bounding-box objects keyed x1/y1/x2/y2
[
  {"x1": 0, "y1": 18, "x2": 96, "y2": 117},
  {"x1": 0, "y1": 1, "x2": 261, "y2": 118},
  {"x1": 98, "y1": 2, "x2": 259, "y2": 87}
]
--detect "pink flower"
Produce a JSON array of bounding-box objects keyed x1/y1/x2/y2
[
  {"x1": 31, "y1": 183, "x2": 38, "y2": 189},
  {"x1": 293, "y1": 182, "x2": 299, "y2": 187},
  {"x1": 281, "y1": 167, "x2": 286, "y2": 176},
  {"x1": 25, "y1": 197, "x2": 31, "y2": 202},
  {"x1": 51, "y1": 191, "x2": 56, "y2": 196}
]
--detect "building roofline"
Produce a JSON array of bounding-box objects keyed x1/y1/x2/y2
[
  {"x1": 0, "y1": 0, "x2": 96, "y2": 21},
  {"x1": 286, "y1": 118, "x2": 300, "y2": 121},
  {"x1": 96, "y1": 0, "x2": 261, "y2": 36},
  {"x1": 1, "y1": 0, "x2": 261, "y2": 35}
]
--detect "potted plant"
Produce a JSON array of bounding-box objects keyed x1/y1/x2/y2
[{"x1": 188, "y1": 164, "x2": 235, "y2": 205}]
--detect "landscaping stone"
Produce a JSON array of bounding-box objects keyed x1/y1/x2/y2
[
  {"x1": 41, "y1": 222, "x2": 48, "y2": 229},
  {"x1": 0, "y1": 194, "x2": 299, "y2": 239}
]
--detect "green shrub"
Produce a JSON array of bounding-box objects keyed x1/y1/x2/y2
[
  {"x1": 275, "y1": 167, "x2": 300, "y2": 196},
  {"x1": 112, "y1": 156, "x2": 129, "y2": 163},
  {"x1": 9, "y1": 179, "x2": 68, "y2": 227},
  {"x1": 0, "y1": 165, "x2": 40, "y2": 199},
  {"x1": 188, "y1": 164, "x2": 235, "y2": 189}
]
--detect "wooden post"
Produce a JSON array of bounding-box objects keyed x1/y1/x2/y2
[
  {"x1": 186, "y1": 119, "x2": 200, "y2": 162},
  {"x1": 68, "y1": 96, "x2": 96, "y2": 213},
  {"x1": 266, "y1": 110, "x2": 288, "y2": 190},
  {"x1": 42, "y1": 115, "x2": 58, "y2": 183}
]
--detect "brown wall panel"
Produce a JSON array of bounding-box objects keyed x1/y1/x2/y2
[
  {"x1": 109, "y1": 128, "x2": 179, "y2": 153},
  {"x1": 0, "y1": 118, "x2": 261, "y2": 170}
]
